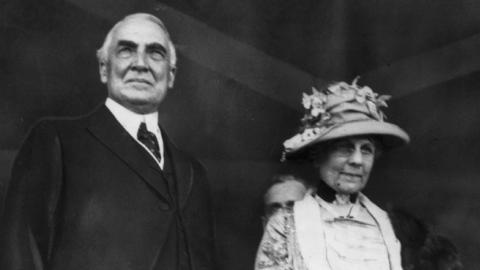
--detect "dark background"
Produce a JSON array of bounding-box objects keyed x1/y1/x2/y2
[{"x1": 2, "y1": 0, "x2": 480, "y2": 269}]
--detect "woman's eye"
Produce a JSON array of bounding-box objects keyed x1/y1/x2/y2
[
  {"x1": 332, "y1": 143, "x2": 354, "y2": 155},
  {"x1": 361, "y1": 146, "x2": 375, "y2": 155}
]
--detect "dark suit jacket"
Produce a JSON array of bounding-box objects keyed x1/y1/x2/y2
[{"x1": 0, "y1": 105, "x2": 215, "y2": 270}]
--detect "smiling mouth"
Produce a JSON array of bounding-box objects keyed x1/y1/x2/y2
[{"x1": 340, "y1": 172, "x2": 362, "y2": 178}]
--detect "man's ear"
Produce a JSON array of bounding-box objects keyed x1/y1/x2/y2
[
  {"x1": 167, "y1": 66, "x2": 176, "y2": 89},
  {"x1": 99, "y1": 61, "x2": 108, "y2": 83}
]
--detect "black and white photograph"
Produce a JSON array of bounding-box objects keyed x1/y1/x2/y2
[{"x1": 0, "y1": 0, "x2": 478, "y2": 269}]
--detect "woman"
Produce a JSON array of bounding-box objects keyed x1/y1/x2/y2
[{"x1": 255, "y1": 78, "x2": 410, "y2": 270}]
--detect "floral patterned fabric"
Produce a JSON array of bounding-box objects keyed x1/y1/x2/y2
[{"x1": 255, "y1": 208, "x2": 307, "y2": 270}]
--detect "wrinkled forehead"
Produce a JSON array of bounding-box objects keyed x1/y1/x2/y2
[
  {"x1": 311, "y1": 135, "x2": 379, "y2": 162},
  {"x1": 316, "y1": 135, "x2": 377, "y2": 150},
  {"x1": 111, "y1": 18, "x2": 170, "y2": 48}
]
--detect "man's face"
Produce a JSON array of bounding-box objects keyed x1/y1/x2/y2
[
  {"x1": 264, "y1": 180, "x2": 308, "y2": 218},
  {"x1": 316, "y1": 137, "x2": 375, "y2": 195},
  {"x1": 100, "y1": 18, "x2": 175, "y2": 114}
]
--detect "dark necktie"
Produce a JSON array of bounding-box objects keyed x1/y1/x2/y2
[{"x1": 137, "y1": 122, "x2": 162, "y2": 163}]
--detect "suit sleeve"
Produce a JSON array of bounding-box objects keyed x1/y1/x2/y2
[
  {"x1": 0, "y1": 120, "x2": 64, "y2": 270},
  {"x1": 186, "y1": 160, "x2": 218, "y2": 270}
]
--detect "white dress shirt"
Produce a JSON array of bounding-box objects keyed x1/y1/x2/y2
[{"x1": 105, "y1": 98, "x2": 165, "y2": 169}]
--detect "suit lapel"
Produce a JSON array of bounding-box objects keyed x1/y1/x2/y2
[
  {"x1": 86, "y1": 106, "x2": 171, "y2": 203},
  {"x1": 162, "y1": 130, "x2": 194, "y2": 209}
]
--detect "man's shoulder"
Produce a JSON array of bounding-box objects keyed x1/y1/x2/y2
[
  {"x1": 32, "y1": 105, "x2": 105, "y2": 128},
  {"x1": 24, "y1": 105, "x2": 107, "y2": 140}
]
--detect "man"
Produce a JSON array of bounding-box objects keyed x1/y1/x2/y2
[
  {"x1": 263, "y1": 174, "x2": 313, "y2": 220},
  {"x1": 0, "y1": 13, "x2": 215, "y2": 270}
]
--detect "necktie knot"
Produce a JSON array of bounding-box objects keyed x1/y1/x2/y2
[{"x1": 137, "y1": 122, "x2": 162, "y2": 163}]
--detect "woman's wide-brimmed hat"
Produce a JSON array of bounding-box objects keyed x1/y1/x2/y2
[{"x1": 282, "y1": 77, "x2": 409, "y2": 160}]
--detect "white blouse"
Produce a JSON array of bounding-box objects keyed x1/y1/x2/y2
[
  {"x1": 255, "y1": 194, "x2": 403, "y2": 270},
  {"x1": 319, "y1": 198, "x2": 390, "y2": 270}
]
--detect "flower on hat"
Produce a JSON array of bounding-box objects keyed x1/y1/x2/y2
[
  {"x1": 285, "y1": 77, "x2": 393, "y2": 152},
  {"x1": 300, "y1": 90, "x2": 331, "y2": 132},
  {"x1": 349, "y1": 76, "x2": 391, "y2": 121},
  {"x1": 327, "y1": 81, "x2": 350, "y2": 95},
  {"x1": 282, "y1": 77, "x2": 409, "y2": 159}
]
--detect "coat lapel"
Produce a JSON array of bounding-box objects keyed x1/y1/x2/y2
[
  {"x1": 293, "y1": 195, "x2": 330, "y2": 270},
  {"x1": 359, "y1": 194, "x2": 403, "y2": 270},
  {"x1": 86, "y1": 106, "x2": 171, "y2": 204},
  {"x1": 162, "y1": 130, "x2": 194, "y2": 209}
]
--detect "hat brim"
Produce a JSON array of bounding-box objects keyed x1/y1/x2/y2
[{"x1": 284, "y1": 120, "x2": 409, "y2": 160}]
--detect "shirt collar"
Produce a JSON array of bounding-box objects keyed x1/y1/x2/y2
[
  {"x1": 105, "y1": 98, "x2": 165, "y2": 169},
  {"x1": 105, "y1": 98, "x2": 159, "y2": 137},
  {"x1": 314, "y1": 194, "x2": 377, "y2": 225}
]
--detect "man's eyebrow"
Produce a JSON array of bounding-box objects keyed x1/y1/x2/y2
[
  {"x1": 267, "y1": 202, "x2": 282, "y2": 208},
  {"x1": 115, "y1": 40, "x2": 168, "y2": 55},
  {"x1": 117, "y1": 40, "x2": 137, "y2": 48},
  {"x1": 146, "y1": 43, "x2": 167, "y2": 55}
]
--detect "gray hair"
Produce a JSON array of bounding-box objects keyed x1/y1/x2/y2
[{"x1": 96, "y1": 13, "x2": 177, "y2": 68}]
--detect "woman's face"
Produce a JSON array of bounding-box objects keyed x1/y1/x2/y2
[{"x1": 315, "y1": 136, "x2": 376, "y2": 195}]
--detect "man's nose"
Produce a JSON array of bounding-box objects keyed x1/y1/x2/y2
[{"x1": 132, "y1": 52, "x2": 148, "y2": 70}]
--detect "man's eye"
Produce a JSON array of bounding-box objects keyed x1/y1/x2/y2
[
  {"x1": 117, "y1": 47, "x2": 133, "y2": 58},
  {"x1": 149, "y1": 50, "x2": 166, "y2": 61},
  {"x1": 285, "y1": 201, "x2": 295, "y2": 208}
]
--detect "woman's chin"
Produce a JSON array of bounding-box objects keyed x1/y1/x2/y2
[{"x1": 334, "y1": 183, "x2": 364, "y2": 195}]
